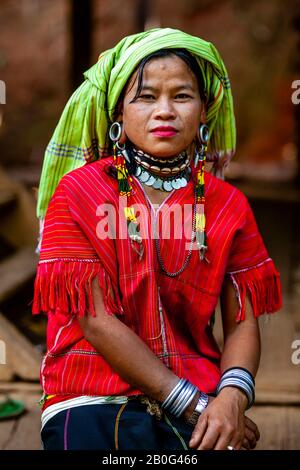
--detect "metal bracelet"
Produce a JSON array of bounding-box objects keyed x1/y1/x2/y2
[
  {"x1": 217, "y1": 378, "x2": 255, "y2": 409},
  {"x1": 171, "y1": 383, "x2": 198, "y2": 417},
  {"x1": 187, "y1": 391, "x2": 209, "y2": 426},
  {"x1": 161, "y1": 379, "x2": 187, "y2": 410}
]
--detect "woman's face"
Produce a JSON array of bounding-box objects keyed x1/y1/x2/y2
[{"x1": 119, "y1": 55, "x2": 204, "y2": 158}]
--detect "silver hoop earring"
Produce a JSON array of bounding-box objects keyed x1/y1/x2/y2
[
  {"x1": 199, "y1": 124, "x2": 209, "y2": 145},
  {"x1": 109, "y1": 121, "x2": 123, "y2": 142},
  {"x1": 109, "y1": 121, "x2": 130, "y2": 162},
  {"x1": 194, "y1": 124, "x2": 209, "y2": 168}
]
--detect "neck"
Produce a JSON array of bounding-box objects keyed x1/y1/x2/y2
[
  {"x1": 133, "y1": 147, "x2": 185, "y2": 162},
  {"x1": 127, "y1": 146, "x2": 192, "y2": 192},
  {"x1": 131, "y1": 146, "x2": 190, "y2": 176}
]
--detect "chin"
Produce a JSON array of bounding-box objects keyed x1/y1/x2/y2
[{"x1": 145, "y1": 144, "x2": 185, "y2": 159}]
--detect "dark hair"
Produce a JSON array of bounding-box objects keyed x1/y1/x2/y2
[{"x1": 130, "y1": 48, "x2": 206, "y2": 103}]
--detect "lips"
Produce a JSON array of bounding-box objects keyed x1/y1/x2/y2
[{"x1": 151, "y1": 126, "x2": 178, "y2": 137}]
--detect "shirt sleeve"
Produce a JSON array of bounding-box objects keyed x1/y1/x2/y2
[
  {"x1": 225, "y1": 193, "x2": 282, "y2": 322},
  {"x1": 32, "y1": 178, "x2": 122, "y2": 320}
]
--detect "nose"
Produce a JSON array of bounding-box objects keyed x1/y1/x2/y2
[{"x1": 153, "y1": 97, "x2": 176, "y2": 120}]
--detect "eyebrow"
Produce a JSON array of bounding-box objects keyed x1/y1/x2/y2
[{"x1": 140, "y1": 84, "x2": 196, "y2": 92}]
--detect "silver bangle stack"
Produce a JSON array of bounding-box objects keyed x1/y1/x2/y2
[
  {"x1": 216, "y1": 367, "x2": 255, "y2": 409},
  {"x1": 161, "y1": 378, "x2": 198, "y2": 418}
]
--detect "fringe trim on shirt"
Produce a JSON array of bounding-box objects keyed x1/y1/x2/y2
[
  {"x1": 227, "y1": 258, "x2": 282, "y2": 322},
  {"x1": 32, "y1": 259, "x2": 122, "y2": 317}
]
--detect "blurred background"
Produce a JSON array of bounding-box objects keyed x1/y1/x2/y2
[{"x1": 0, "y1": 0, "x2": 299, "y2": 450}]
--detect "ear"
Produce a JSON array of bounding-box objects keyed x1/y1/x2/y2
[
  {"x1": 116, "y1": 100, "x2": 123, "y2": 121},
  {"x1": 200, "y1": 102, "x2": 206, "y2": 124}
]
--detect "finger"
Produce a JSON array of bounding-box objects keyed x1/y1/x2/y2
[
  {"x1": 253, "y1": 425, "x2": 260, "y2": 442},
  {"x1": 245, "y1": 416, "x2": 260, "y2": 441},
  {"x1": 242, "y1": 437, "x2": 251, "y2": 450},
  {"x1": 213, "y1": 420, "x2": 244, "y2": 451},
  {"x1": 220, "y1": 430, "x2": 244, "y2": 450},
  {"x1": 197, "y1": 426, "x2": 220, "y2": 450},
  {"x1": 189, "y1": 415, "x2": 208, "y2": 448},
  {"x1": 244, "y1": 426, "x2": 257, "y2": 445},
  {"x1": 214, "y1": 435, "x2": 235, "y2": 451},
  {"x1": 214, "y1": 433, "x2": 243, "y2": 451},
  {"x1": 244, "y1": 416, "x2": 256, "y2": 432},
  {"x1": 244, "y1": 427, "x2": 257, "y2": 449}
]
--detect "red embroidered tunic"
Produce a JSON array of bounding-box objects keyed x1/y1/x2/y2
[{"x1": 32, "y1": 157, "x2": 282, "y2": 398}]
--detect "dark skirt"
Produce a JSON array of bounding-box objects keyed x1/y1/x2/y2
[{"x1": 41, "y1": 398, "x2": 195, "y2": 450}]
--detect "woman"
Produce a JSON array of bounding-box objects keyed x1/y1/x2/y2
[{"x1": 32, "y1": 28, "x2": 282, "y2": 450}]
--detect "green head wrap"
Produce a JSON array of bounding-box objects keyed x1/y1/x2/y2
[{"x1": 37, "y1": 28, "x2": 236, "y2": 218}]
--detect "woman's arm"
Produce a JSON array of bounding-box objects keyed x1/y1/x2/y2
[
  {"x1": 78, "y1": 278, "x2": 200, "y2": 419},
  {"x1": 189, "y1": 277, "x2": 261, "y2": 450},
  {"x1": 220, "y1": 277, "x2": 261, "y2": 375}
]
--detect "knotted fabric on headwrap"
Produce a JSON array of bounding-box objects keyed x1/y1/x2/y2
[{"x1": 37, "y1": 28, "x2": 236, "y2": 219}]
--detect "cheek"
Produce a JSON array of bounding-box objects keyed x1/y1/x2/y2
[
  {"x1": 182, "y1": 109, "x2": 201, "y2": 136},
  {"x1": 123, "y1": 107, "x2": 149, "y2": 136}
]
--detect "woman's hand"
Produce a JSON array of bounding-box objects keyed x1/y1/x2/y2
[
  {"x1": 188, "y1": 387, "x2": 259, "y2": 450},
  {"x1": 242, "y1": 415, "x2": 260, "y2": 449}
]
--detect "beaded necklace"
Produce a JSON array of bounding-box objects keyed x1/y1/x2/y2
[
  {"x1": 113, "y1": 144, "x2": 208, "y2": 269},
  {"x1": 132, "y1": 147, "x2": 191, "y2": 192}
]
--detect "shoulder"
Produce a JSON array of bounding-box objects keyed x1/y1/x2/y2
[
  {"x1": 205, "y1": 170, "x2": 249, "y2": 214},
  {"x1": 58, "y1": 157, "x2": 118, "y2": 201},
  {"x1": 62, "y1": 156, "x2": 115, "y2": 184}
]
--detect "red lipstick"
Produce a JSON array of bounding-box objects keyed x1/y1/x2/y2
[{"x1": 151, "y1": 126, "x2": 178, "y2": 137}]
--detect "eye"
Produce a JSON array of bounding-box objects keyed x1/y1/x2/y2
[
  {"x1": 139, "y1": 94, "x2": 155, "y2": 100},
  {"x1": 175, "y1": 93, "x2": 192, "y2": 100}
]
